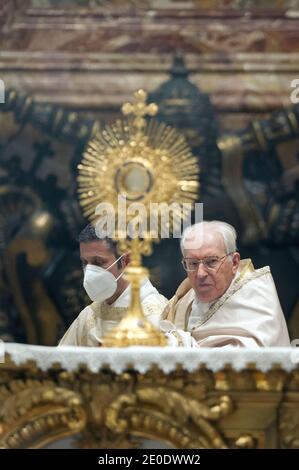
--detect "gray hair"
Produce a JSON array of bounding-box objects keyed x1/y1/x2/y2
[{"x1": 180, "y1": 220, "x2": 237, "y2": 254}]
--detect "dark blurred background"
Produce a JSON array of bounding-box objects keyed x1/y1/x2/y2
[{"x1": 0, "y1": 0, "x2": 298, "y2": 345}]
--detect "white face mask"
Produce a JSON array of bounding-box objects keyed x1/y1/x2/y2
[{"x1": 83, "y1": 255, "x2": 124, "y2": 303}]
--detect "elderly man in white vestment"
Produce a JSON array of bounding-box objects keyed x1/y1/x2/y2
[
  {"x1": 161, "y1": 220, "x2": 290, "y2": 347},
  {"x1": 59, "y1": 224, "x2": 167, "y2": 346}
]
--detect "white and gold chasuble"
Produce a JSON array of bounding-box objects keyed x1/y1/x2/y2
[{"x1": 59, "y1": 278, "x2": 167, "y2": 346}]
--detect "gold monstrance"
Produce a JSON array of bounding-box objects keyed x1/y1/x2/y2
[{"x1": 77, "y1": 89, "x2": 199, "y2": 347}]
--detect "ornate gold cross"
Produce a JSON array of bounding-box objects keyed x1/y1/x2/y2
[{"x1": 121, "y1": 89, "x2": 158, "y2": 132}]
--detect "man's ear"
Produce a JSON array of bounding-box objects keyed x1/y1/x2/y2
[
  {"x1": 232, "y1": 252, "x2": 240, "y2": 273},
  {"x1": 121, "y1": 252, "x2": 130, "y2": 268}
]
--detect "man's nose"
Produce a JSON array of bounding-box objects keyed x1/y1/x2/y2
[{"x1": 196, "y1": 263, "x2": 208, "y2": 278}]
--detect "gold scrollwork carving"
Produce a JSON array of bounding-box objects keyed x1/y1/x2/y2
[
  {"x1": 105, "y1": 387, "x2": 233, "y2": 449},
  {"x1": 1, "y1": 354, "x2": 299, "y2": 449},
  {"x1": 279, "y1": 407, "x2": 299, "y2": 449},
  {"x1": 0, "y1": 377, "x2": 86, "y2": 449}
]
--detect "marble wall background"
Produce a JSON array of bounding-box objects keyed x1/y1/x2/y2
[{"x1": 2, "y1": 0, "x2": 299, "y2": 130}]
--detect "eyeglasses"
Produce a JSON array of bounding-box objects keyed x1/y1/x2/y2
[{"x1": 182, "y1": 253, "x2": 233, "y2": 272}]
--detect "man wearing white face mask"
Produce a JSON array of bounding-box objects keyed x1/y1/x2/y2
[{"x1": 58, "y1": 224, "x2": 167, "y2": 346}]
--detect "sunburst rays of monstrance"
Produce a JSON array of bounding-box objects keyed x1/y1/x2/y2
[{"x1": 77, "y1": 89, "x2": 199, "y2": 347}]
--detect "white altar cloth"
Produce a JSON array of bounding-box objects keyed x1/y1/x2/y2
[{"x1": 2, "y1": 343, "x2": 299, "y2": 374}]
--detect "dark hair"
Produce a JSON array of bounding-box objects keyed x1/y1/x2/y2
[{"x1": 78, "y1": 223, "x2": 119, "y2": 259}]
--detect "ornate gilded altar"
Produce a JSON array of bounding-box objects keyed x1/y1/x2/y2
[{"x1": 1, "y1": 344, "x2": 299, "y2": 449}]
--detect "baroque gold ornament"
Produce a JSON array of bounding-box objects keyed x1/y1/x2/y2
[
  {"x1": 77, "y1": 89, "x2": 199, "y2": 347},
  {"x1": 2, "y1": 349, "x2": 298, "y2": 449}
]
